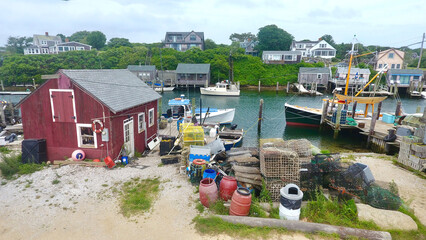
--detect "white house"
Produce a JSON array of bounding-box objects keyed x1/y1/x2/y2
[{"x1": 291, "y1": 39, "x2": 336, "y2": 59}]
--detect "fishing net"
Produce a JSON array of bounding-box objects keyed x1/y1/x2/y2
[{"x1": 359, "y1": 185, "x2": 402, "y2": 210}]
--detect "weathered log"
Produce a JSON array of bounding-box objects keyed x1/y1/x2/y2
[
  {"x1": 228, "y1": 156, "x2": 260, "y2": 164},
  {"x1": 216, "y1": 215, "x2": 391, "y2": 240},
  {"x1": 235, "y1": 176, "x2": 262, "y2": 186},
  {"x1": 232, "y1": 165, "x2": 260, "y2": 174},
  {"x1": 235, "y1": 172, "x2": 262, "y2": 181}
]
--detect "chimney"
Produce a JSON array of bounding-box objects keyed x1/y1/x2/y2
[
  {"x1": 65, "y1": 38, "x2": 69, "y2": 43},
  {"x1": 45, "y1": 32, "x2": 49, "y2": 36}
]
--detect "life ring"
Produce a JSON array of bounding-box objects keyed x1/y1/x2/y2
[
  {"x1": 175, "y1": 98, "x2": 182, "y2": 100},
  {"x1": 193, "y1": 159, "x2": 206, "y2": 165},
  {"x1": 92, "y1": 120, "x2": 104, "y2": 133}
]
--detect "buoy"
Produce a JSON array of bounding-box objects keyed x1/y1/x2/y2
[
  {"x1": 72, "y1": 150, "x2": 86, "y2": 161},
  {"x1": 93, "y1": 159, "x2": 101, "y2": 162}
]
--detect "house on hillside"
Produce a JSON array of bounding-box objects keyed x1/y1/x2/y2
[
  {"x1": 164, "y1": 31, "x2": 205, "y2": 52},
  {"x1": 240, "y1": 39, "x2": 258, "y2": 56},
  {"x1": 127, "y1": 65, "x2": 157, "y2": 82},
  {"x1": 51, "y1": 41, "x2": 92, "y2": 53},
  {"x1": 291, "y1": 39, "x2": 336, "y2": 59},
  {"x1": 17, "y1": 69, "x2": 161, "y2": 162},
  {"x1": 298, "y1": 67, "x2": 331, "y2": 88},
  {"x1": 176, "y1": 63, "x2": 210, "y2": 87},
  {"x1": 386, "y1": 69, "x2": 424, "y2": 88},
  {"x1": 262, "y1": 51, "x2": 302, "y2": 64},
  {"x1": 374, "y1": 49, "x2": 405, "y2": 71}
]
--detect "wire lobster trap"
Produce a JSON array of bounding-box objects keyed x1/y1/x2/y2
[{"x1": 260, "y1": 147, "x2": 300, "y2": 179}]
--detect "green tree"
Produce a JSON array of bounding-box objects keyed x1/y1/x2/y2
[
  {"x1": 204, "y1": 39, "x2": 218, "y2": 50},
  {"x1": 56, "y1": 34, "x2": 67, "y2": 42},
  {"x1": 86, "y1": 31, "x2": 107, "y2": 50},
  {"x1": 107, "y1": 38, "x2": 132, "y2": 48},
  {"x1": 69, "y1": 31, "x2": 90, "y2": 43},
  {"x1": 256, "y1": 25, "x2": 294, "y2": 52},
  {"x1": 5, "y1": 36, "x2": 33, "y2": 54},
  {"x1": 320, "y1": 34, "x2": 336, "y2": 47},
  {"x1": 229, "y1": 32, "x2": 257, "y2": 42}
]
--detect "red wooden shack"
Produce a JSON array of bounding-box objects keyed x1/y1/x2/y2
[{"x1": 17, "y1": 69, "x2": 162, "y2": 162}]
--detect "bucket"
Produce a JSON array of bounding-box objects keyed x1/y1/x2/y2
[
  {"x1": 230, "y1": 187, "x2": 252, "y2": 216},
  {"x1": 279, "y1": 204, "x2": 301, "y2": 220},
  {"x1": 104, "y1": 156, "x2": 115, "y2": 169},
  {"x1": 121, "y1": 156, "x2": 129, "y2": 165},
  {"x1": 203, "y1": 169, "x2": 217, "y2": 180},
  {"x1": 199, "y1": 178, "x2": 218, "y2": 207}
]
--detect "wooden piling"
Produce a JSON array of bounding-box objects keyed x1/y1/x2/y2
[
  {"x1": 333, "y1": 104, "x2": 343, "y2": 139},
  {"x1": 352, "y1": 101, "x2": 357, "y2": 118},
  {"x1": 320, "y1": 100, "x2": 329, "y2": 125},
  {"x1": 376, "y1": 101, "x2": 382, "y2": 120},
  {"x1": 276, "y1": 82, "x2": 279, "y2": 93},
  {"x1": 0, "y1": 103, "x2": 5, "y2": 127},
  {"x1": 258, "y1": 99, "x2": 263, "y2": 133},
  {"x1": 286, "y1": 82, "x2": 290, "y2": 93},
  {"x1": 395, "y1": 101, "x2": 402, "y2": 117},
  {"x1": 258, "y1": 81, "x2": 261, "y2": 93},
  {"x1": 367, "y1": 102, "x2": 381, "y2": 148}
]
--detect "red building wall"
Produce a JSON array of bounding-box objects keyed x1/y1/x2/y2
[{"x1": 20, "y1": 74, "x2": 158, "y2": 162}]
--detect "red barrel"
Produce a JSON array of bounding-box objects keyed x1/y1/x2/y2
[
  {"x1": 230, "y1": 187, "x2": 252, "y2": 216},
  {"x1": 199, "y1": 178, "x2": 218, "y2": 207},
  {"x1": 219, "y1": 176, "x2": 237, "y2": 201}
]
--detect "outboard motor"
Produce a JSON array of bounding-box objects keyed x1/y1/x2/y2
[
  {"x1": 166, "y1": 109, "x2": 172, "y2": 118},
  {"x1": 230, "y1": 124, "x2": 238, "y2": 130}
]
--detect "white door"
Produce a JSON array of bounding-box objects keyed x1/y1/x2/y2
[{"x1": 123, "y1": 117, "x2": 135, "y2": 157}]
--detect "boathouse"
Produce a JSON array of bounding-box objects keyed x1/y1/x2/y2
[
  {"x1": 298, "y1": 67, "x2": 331, "y2": 88},
  {"x1": 127, "y1": 65, "x2": 157, "y2": 82},
  {"x1": 176, "y1": 63, "x2": 210, "y2": 87},
  {"x1": 386, "y1": 69, "x2": 424, "y2": 89},
  {"x1": 17, "y1": 69, "x2": 161, "y2": 162}
]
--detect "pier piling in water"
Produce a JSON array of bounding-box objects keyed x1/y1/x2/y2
[
  {"x1": 258, "y1": 99, "x2": 263, "y2": 133},
  {"x1": 333, "y1": 104, "x2": 343, "y2": 139}
]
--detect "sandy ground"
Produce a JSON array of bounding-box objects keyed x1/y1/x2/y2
[
  {"x1": 349, "y1": 153, "x2": 426, "y2": 226},
  {"x1": 0, "y1": 152, "x2": 309, "y2": 240}
]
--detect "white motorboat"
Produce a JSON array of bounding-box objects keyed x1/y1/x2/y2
[
  {"x1": 166, "y1": 96, "x2": 235, "y2": 124},
  {"x1": 421, "y1": 91, "x2": 426, "y2": 99},
  {"x1": 154, "y1": 87, "x2": 175, "y2": 92},
  {"x1": 200, "y1": 81, "x2": 240, "y2": 96}
]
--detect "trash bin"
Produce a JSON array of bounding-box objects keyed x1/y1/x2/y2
[{"x1": 279, "y1": 184, "x2": 303, "y2": 220}]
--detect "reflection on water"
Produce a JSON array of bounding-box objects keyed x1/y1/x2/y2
[{"x1": 160, "y1": 88, "x2": 425, "y2": 152}]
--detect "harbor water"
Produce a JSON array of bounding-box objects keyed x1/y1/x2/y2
[{"x1": 160, "y1": 88, "x2": 425, "y2": 152}]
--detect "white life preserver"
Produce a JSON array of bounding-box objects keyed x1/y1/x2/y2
[{"x1": 92, "y1": 119, "x2": 104, "y2": 133}]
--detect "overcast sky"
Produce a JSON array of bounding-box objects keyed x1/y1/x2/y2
[{"x1": 1, "y1": 0, "x2": 425, "y2": 48}]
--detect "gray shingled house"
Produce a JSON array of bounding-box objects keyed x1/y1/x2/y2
[
  {"x1": 127, "y1": 65, "x2": 157, "y2": 82},
  {"x1": 298, "y1": 67, "x2": 331, "y2": 88},
  {"x1": 176, "y1": 63, "x2": 210, "y2": 87},
  {"x1": 386, "y1": 69, "x2": 424, "y2": 88},
  {"x1": 262, "y1": 51, "x2": 302, "y2": 64},
  {"x1": 164, "y1": 31, "x2": 204, "y2": 52}
]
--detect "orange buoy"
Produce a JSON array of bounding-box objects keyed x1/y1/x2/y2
[{"x1": 93, "y1": 159, "x2": 101, "y2": 162}]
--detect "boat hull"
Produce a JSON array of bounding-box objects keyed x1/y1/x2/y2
[
  {"x1": 200, "y1": 88, "x2": 240, "y2": 96},
  {"x1": 223, "y1": 138, "x2": 243, "y2": 151},
  {"x1": 202, "y1": 109, "x2": 235, "y2": 125},
  {"x1": 284, "y1": 103, "x2": 322, "y2": 127},
  {"x1": 154, "y1": 87, "x2": 175, "y2": 92}
]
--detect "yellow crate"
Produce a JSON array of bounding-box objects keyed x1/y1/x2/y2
[
  {"x1": 179, "y1": 123, "x2": 194, "y2": 133},
  {"x1": 183, "y1": 126, "x2": 204, "y2": 145}
]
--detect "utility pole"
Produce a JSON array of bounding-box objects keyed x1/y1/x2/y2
[{"x1": 417, "y1": 33, "x2": 425, "y2": 69}]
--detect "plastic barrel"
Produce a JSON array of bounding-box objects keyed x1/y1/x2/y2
[
  {"x1": 203, "y1": 169, "x2": 217, "y2": 180},
  {"x1": 199, "y1": 178, "x2": 218, "y2": 207},
  {"x1": 219, "y1": 176, "x2": 238, "y2": 201},
  {"x1": 230, "y1": 187, "x2": 252, "y2": 216}
]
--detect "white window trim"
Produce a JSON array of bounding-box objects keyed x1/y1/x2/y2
[
  {"x1": 148, "y1": 108, "x2": 155, "y2": 127},
  {"x1": 138, "y1": 112, "x2": 146, "y2": 133},
  {"x1": 76, "y1": 123, "x2": 97, "y2": 148},
  {"x1": 317, "y1": 74, "x2": 322, "y2": 79},
  {"x1": 49, "y1": 89, "x2": 78, "y2": 123}
]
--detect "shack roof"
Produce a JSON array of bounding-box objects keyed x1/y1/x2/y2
[
  {"x1": 176, "y1": 63, "x2": 210, "y2": 74},
  {"x1": 388, "y1": 69, "x2": 423, "y2": 76},
  {"x1": 299, "y1": 67, "x2": 330, "y2": 74},
  {"x1": 60, "y1": 69, "x2": 161, "y2": 113},
  {"x1": 127, "y1": 65, "x2": 156, "y2": 72},
  {"x1": 263, "y1": 51, "x2": 302, "y2": 55}
]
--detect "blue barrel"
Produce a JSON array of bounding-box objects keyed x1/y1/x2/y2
[{"x1": 203, "y1": 169, "x2": 217, "y2": 180}]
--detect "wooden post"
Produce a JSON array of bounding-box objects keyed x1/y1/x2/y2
[
  {"x1": 286, "y1": 82, "x2": 290, "y2": 93},
  {"x1": 320, "y1": 100, "x2": 329, "y2": 126},
  {"x1": 395, "y1": 101, "x2": 402, "y2": 117},
  {"x1": 333, "y1": 104, "x2": 343, "y2": 139},
  {"x1": 416, "y1": 106, "x2": 421, "y2": 113},
  {"x1": 0, "y1": 80, "x2": 4, "y2": 91},
  {"x1": 367, "y1": 111, "x2": 378, "y2": 148},
  {"x1": 199, "y1": 98, "x2": 202, "y2": 124},
  {"x1": 258, "y1": 81, "x2": 261, "y2": 93},
  {"x1": 276, "y1": 82, "x2": 279, "y2": 93},
  {"x1": 0, "y1": 103, "x2": 5, "y2": 127},
  {"x1": 352, "y1": 101, "x2": 358, "y2": 118},
  {"x1": 364, "y1": 104, "x2": 369, "y2": 118},
  {"x1": 258, "y1": 99, "x2": 263, "y2": 133},
  {"x1": 376, "y1": 102, "x2": 382, "y2": 120}
]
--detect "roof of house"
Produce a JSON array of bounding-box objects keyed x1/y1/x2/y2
[
  {"x1": 127, "y1": 65, "x2": 156, "y2": 72},
  {"x1": 62, "y1": 69, "x2": 161, "y2": 113},
  {"x1": 299, "y1": 67, "x2": 330, "y2": 74},
  {"x1": 377, "y1": 48, "x2": 405, "y2": 61},
  {"x1": 34, "y1": 34, "x2": 62, "y2": 42},
  {"x1": 387, "y1": 69, "x2": 423, "y2": 75},
  {"x1": 57, "y1": 41, "x2": 91, "y2": 47},
  {"x1": 337, "y1": 67, "x2": 371, "y2": 74},
  {"x1": 293, "y1": 40, "x2": 319, "y2": 44},
  {"x1": 263, "y1": 51, "x2": 302, "y2": 55},
  {"x1": 176, "y1": 63, "x2": 210, "y2": 74},
  {"x1": 165, "y1": 31, "x2": 204, "y2": 41}
]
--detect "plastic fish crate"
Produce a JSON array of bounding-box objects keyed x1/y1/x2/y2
[{"x1": 381, "y1": 113, "x2": 395, "y2": 124}]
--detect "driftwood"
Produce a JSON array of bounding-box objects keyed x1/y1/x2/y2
[
  {"x1": 232, "y1": 165, "x2": 260, "y2": 174},
  {"x1": 228, "y1": 156, "x2": 260, "y2": 164},
  {"x1": 235, "y1": 176, "x2": 262, "y2": 186},
  {"x1": 235, "y1": 172, "x2": 262, "y2": 181},
  {"x1": 52, "y1": 160, "x2": 106, "y2": 167},
  {"x1": 216, "y1": 215, "x2": 391, "y2": 240}
]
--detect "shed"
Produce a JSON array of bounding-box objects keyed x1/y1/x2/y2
[
  {"x1": 18, "y1": 69, "x2": 162, "y2": 162},
  {"x1": 386, "y1": 69, "x2": 424, "y2": 87},
  {"x1": 298, "y1": 67, "x2": 331, "y2": 87},
  {"x1": 176, "y1": 63, "x2": 210, "y2": 87},
  {"x1": 262, "y1": 51, "x2": 302, "y2": 64},
  {"x1": 127, "y1": 65, "x2": 157, "y2": 82}
]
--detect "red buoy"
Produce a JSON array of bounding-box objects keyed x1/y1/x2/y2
[
  {"x1": 230, "y1": 187, "x2": 252, "y2": 216},
  {"x1": 199, "y1": 178, "x2": 218, "y2": 207},
  {"x1": 219, "y1": 176, "x2": 237, "y2": 201}
]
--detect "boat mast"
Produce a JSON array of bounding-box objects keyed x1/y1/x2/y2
[{"x1": 344, "y1": 35, "x2": 356, "y2": 96}]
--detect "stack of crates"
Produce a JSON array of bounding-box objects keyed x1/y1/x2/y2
[
  {"x1": 398, "y1": 136, "x2": 426, "y2": 171},
  {"x1": 183, "y1": 125, "x2": 204, "y2": 147},
  {"x1": 332, "y1": 109, "x2": 347, "y2": 124}
]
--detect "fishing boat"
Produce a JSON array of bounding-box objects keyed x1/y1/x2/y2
[
  {"x1": 200, "y1": 81, "x2": 240, "y2": 96},
  {"x1": 166, "y1": 96, "x2": 235, "y2": 124},
  {"x1": 421, "y1": 91, "x2": 426, "y2": 99},
  {"x1": 154, "y1": 86, "x2": 175, "y2": 92},
  {"x1": 285, "y1": 36, "x2": 388, "y2": 127},
  {"x1": 218, "y1": 128, "x2": 243, "y2": 151}
]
